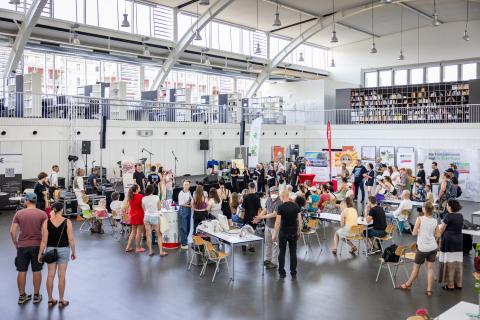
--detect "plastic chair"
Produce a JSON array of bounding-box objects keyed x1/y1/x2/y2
[
  {"x1": 188, "y1": 236, "x2": 206, "y2": 273},
  {"x1": 201, "y1": 241, "x2": 230, "y2": 282},
  {"x1": 302, "y1": 219, "x2": 321, "y2": 253},
  {"x1": 373, "y1": 224, "x2": 396, "y2": 252},
  {"x1": 375, "y1": 245, "x2": 409, "y2": 288}
]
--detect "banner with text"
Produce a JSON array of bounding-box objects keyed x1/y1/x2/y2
[
  {"x1": 0, "y1": 154, "x2": 23, "y2": 209},
  {"x1": 417, "y1": 149, "x2": 480, "y2": 202},
  {"x1": 305, "y1": 151, "x2": 330, "y2": 182},
  {"x1": 396, "y1": 148, "x2": 416, "y2": 172},
  {"x1": 248, "y1": 117, "x2": 263, "y2": 166}
]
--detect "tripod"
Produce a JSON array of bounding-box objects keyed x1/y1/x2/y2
[
  {"x1": 141, "y1": 148, "x2": 154, "y2": 168},
  {"x1": 171, "y1": 151, "x2": 178, "y2": 187}
]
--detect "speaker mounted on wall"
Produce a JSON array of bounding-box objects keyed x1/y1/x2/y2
[
  {"x1": 81, "y1": 141, "x2": 91, "y2": 155},
  {"x1": 200, "y1": 139, "x2": 209, "y2": 151}
]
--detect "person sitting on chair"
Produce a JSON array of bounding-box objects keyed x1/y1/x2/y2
[
  {"x1": 331, "y1": 197, "x2": 359, "y2": 255},
  {"x1": 364, "y1": 196, "x2": 387, "y2": 249},
  {"x1": 386, "y1": 190, "x2": 412, "y2": 225}
]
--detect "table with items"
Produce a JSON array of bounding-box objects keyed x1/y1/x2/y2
[
  {"x1": 434, "y1": 301, "x2": 479, "y2": 319},
  {"x1": 197, "y1": 226, "x2": 264, "y2": 281}
]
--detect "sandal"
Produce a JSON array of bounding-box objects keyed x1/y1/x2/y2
[
  {"x1": 349, "y1": 246, "x2": 358, "y2": 255},
  {"x1": 331, "y1": 249, "x2": 337, "y2": 255},
  {"x1": 32, "y1": 294, "x2": 42, "y2": 304},
  {"x1": 396, "y1": 283, "x2": 412, "y2": 290},
  {"x1": 425, "y1": 290, "x2": 433, "y2": 297},
  {"x1": 59, "y1": 300, "x2": 69, "y2": 308},
  {"x1": 135, "y1": 248, "x2": 145, "y2": 253},
  {"x1": 48, "y1": 299, "x2": 58, "y2": 307},
  {"x1": 148, "y1": 252, "x2": 154, "y2": 256},
  {"x1": 441, "y1": 285, "x2": 454, "y2": 291},
  {"x1": 125, "y1": 248, "x2": 133, "y2": 253},
  {"x1": 160, "y1": 252, "x2": 168, "y2": 257}
]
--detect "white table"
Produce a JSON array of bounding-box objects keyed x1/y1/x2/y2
[
  {"x1": 462, "y1": 229, "x2": 480, "y2": 237},
  {"x1": 381, "y1": 199, "x2": 427, "y2": 207},
  {"x1": 197, "y1": 227, "x2": 264, "y2": 281},
  {"x1": 435, "y1": 301, "x2": 479, "y2": 319}
]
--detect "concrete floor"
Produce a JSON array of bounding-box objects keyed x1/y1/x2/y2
[{"x1": 1, "y1": 201, "x2": 479, "y2": 320}]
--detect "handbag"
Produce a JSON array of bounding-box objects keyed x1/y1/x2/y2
[{"x1": 43, "y1": 219, "x2": 67, "y2": 264}]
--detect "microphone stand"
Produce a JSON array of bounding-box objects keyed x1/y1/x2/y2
[
  {"x1": 171, "y1": 150, "x2": 178, "y2": 187},
  {"x1": 141, "y1": 148, "x2": 154, "y2": 169}
]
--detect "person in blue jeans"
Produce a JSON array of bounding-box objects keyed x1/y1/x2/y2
[{"x1": 177, "y1": 180, "x2": 192, "y2": 249}]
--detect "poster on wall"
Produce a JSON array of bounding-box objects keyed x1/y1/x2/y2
[
  {"x1": 379, "y1": 146, "x2": 395, "y2": 166},
  {"x1": 304, "y1": 151, "x2": 330, "y2": 182},
  {"x1": 0, "y1": 154, "x2": 23, "y2": 209},
  {"x1": 417, "y1": 149, "x2": 480, "y2": 202},
  {"x1": 361, "y1": 146, "x2": 376, "y2": 163},
  {"x1": 248, "y1": 117, "x2": 263, "y2": 166},
  {"x1": 396, "y1": 147, "x2": 416, "y2": 172},
  {"x1": 272, "y1": 146, "x2": 285, "y2": 164},
  {"x1": 333, "y1": 149, "x2": 359, "y2": 175}
]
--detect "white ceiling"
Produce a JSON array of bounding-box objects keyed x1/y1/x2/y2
[{"x1": 151, "y1": 0, "x2": 480, "y2": 48}]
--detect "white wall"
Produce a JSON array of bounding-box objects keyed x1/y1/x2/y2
[
  {"x1": 0, "y1": 119, "x2": 305, "y2": 179},
  {"x1": 330, "y1": 20, "x2": 480, "y2": 86}
]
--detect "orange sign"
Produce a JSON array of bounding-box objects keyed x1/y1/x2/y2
[{"x1": 272, "y1": 146, "x2": 285, "y2": 163}]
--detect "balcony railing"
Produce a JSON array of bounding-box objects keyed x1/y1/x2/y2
[
  {"x1": 324, "y1": 105, "x2": 480, "y2": 126},
  {"x1": 0, "y1": 92, "x2": 320, "y2": 125}
]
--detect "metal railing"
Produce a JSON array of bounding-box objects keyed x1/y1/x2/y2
[
  {"x1": 0, "y1": 91, "x2": 322, "y2": 125},
  {"x1": 324, "y1": 105, "x2": 480, "y2": 126}
]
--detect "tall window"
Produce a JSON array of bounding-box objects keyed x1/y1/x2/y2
[
  {"x1": 462, "y1": 63, "x2": 477, "y2": 81},
  {"x1": 410, "y1": 68, "x2": 423, "y2": 84},
  {"x1": 379, "y1": 70, "x2": 392, "y2": 86},
  {"x1": 53, "y1": 0, "x2": 78, "y2": 22},
  {"x1": 443, "y1": 65, "x2": 458, "y2": 82},
  {"x1": 66, "y1": 57, "x2": 85, "y2": 95},
  {"x1": 364, "y1": 72, "x2": 378, "y2": 88},
  {"x1": 98, "y1": 0, "x2": 118, "y2": 30},
  {"x1": 426, "y1": 66, "x2": 440, "y2": 83},
  {"x1": 135, "y1": 2, "x2": 152, "y2": 36},
  {"x1": 394, "y1": 69, "x2": 407, "y2": 85}
]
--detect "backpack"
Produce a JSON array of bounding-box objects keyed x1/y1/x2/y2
[
  {"x1": 456, "y1": 185, "x2": 462, "y2": 198},
  {"x1": 382, "y1": 244, "x2": 399, "y2": 263}
]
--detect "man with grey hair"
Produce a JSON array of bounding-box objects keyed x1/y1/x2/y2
[{"x1": 254, "y1": 186, "x2": 281, "y2": 269}]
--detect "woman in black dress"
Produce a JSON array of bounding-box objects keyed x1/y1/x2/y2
[{"x1": 438, "y1": 199, "x2": 463, "y2": 290}]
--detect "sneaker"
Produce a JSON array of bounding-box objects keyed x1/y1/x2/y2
[
  {"x1": 32, "y1": 294, "x2": 42, "y2": 304},
  {"x1": 181, "y1": 245, "x2": 189, "y2": 250},
  {"x1": 279, "y1": 273, "x2": 287, "y2": 279},
  {"x1": 263, "y1": 260, "x2": 271, "y2": 266},
  {"x1": 291, "y1": 272, "x2": 297, "y2": 279},
  {"x1": 248, "y1": 247, "x2": 256, "y2": 253},
  {"x1": 266, "y1": 262, "x2": 277, "y2": 270},
  {"x1": 18, "y1": 293, "x2": 32, "y2": 305}
]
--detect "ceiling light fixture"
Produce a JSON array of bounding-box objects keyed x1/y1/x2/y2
[
  {"x1": 463, "y1": 0, "x2": 470, "y2": 41},
  {"x1": 330, "y1": 0, "x2": 338, "y2": 43},
  {"x1": 272, "y1": 0, "x2": 281, "y2": 27},
  {"x1": 330, "y1": 58, "x2": 336, "y2": 68},
  {"x1": 72, "y1": 32, "x2": 80, "y2": 45},
  {"x1": 121, "y1": 13, "x2": 130, "y2": 28},
  {"x1": 398, "y1": 7, "x2": 404, "y2": 60},
  {"x1": 255, "y1": 0, "x2": 261, "y2": 54},
  {"x1": 370, "y1": 0, "x2": 377, "y2": 54},
  {"x1": 193, "y1": 3, "x2": 202, "y2": 41},
  {"x1": 298, "y1": 52, "x2": 304, "y2": 62},
  {"x1": 199, "y1": 0, "x2": 210, "y2": 5},
  {"x1": 298, "y1": 13, "x2": 305, "y2": 61},
  {"x1": 432, "y1": 0, "x2": 441, "y2": 26}
]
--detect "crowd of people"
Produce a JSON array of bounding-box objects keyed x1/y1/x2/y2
[{"x1": 8, "y1": 157, "x2": 467, "y2": 307}]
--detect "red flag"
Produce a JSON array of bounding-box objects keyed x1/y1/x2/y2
[{"x1": 327, "y1": 121, "x2": 332, "y2": 181}]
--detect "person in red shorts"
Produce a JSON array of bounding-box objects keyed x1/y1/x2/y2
[{"x1": 125, "y1": 185, "x2": 145, "y2": 253}]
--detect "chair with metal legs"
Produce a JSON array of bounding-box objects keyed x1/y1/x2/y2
[
  {"x1": 302, "y1": 219, "x2": 321, "y2": 253},
  {"x1": 375, "y1": 245, "x2": 409, "y2": 288},
  {"x1": 201, "y1": 241, "x2": 230, "y2": 282},
  {"x1": 188, "y1": 236, "x2": 206, "y2": 274}
]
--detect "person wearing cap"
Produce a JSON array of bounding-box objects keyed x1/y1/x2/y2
[
  {"x1": 306, "y1": 186, "x2": 320, "y2": 212},
  {"x1": 38, "y1": 202, "x2": 76, "y2": 308},
  {"x1": 253, "y1": 186, "x2": 281, "y2": 269},
  {"x1": 10, "y1": 193, "x2": 48, "y2": 305}
]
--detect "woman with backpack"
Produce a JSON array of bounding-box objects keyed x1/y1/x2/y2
[
  {"x1": 397, "y1": 201, "x2": 438, "y2": 296},
  {"x1": 437, "y1": 199, "x2": 464, "y2": 290},
  {"x1": 38, "y1": 202, "x2": 76, "y2": 308}
]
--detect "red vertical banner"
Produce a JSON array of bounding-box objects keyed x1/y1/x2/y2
[{"x1": 327, "y1": 121, "x2": 332, "y2": 181}]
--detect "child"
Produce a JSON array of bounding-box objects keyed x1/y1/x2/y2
[
  {"x1": 110, "y1": 192, "x2": 123, "y2": 220},
  {"x1": 425, "y1": 184, "x2": 434, "y2": 203},
  {"x1": 94, "y1": 198, "x2": 108, "y2": 219},
  {"x1": 413, "y1": 182, "x2": 426, "y2": 202}
]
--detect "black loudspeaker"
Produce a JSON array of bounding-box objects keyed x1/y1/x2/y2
[
  {"x1": 239, "y1": 120, "x2": 246, "y2": 146},
  {"x1": 100, "y1": 115, "x2": 107, "y2": 149},
  {"x1": 200, "y1": 139, "x2": 209, "y2": 151},
  {"x1": 81, "y1": 141, "x2": 91, "y2": 155}
]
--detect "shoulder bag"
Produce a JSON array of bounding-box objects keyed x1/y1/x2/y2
[{"x1": 43, "y1": 219, "x2": 67, "y2": 264}]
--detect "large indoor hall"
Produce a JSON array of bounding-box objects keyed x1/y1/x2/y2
[{"x1": 1, "y1": 0, "x2": 480, "y2": 319}]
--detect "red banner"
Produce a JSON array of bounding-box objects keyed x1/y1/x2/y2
[{"x1": 327, "y1": 121, "x2": 332, "y2": 180}]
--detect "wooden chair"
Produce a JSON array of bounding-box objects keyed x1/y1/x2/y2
[
  {"x1": 373, "y1": 224, "x2": 395, "y2": 252},
  {"x1": 302, "y1": 219, "x2": 321, "y2": 253},
  {"x1": 340, "y1": 225, "x2": 366, "y2": 256},
  {"x1": 188, "y1": 236, "x2": 206, "y2": 273},
  {"x1": 201, "y1": 241, "x2": 230, "y2": 282},
  {"x1": 375, "y1": 245, "x2": 409, "y2": 288}
]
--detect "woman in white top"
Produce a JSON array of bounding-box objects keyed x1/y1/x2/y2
[
  {"x1": 390, "y1": 166, "x2": 401, "y2": 187},
  {"x1": 142, "y1": 185, "x2": 167, "y2": 257},
  {"x1": 73, "y1": 168, "x2": 88, "y2": 210},
  {"x1": 398, "y1": 201, "x2": 438, "y2": 296},
  {"x1": 208, "y1": 187, "x2": 222, "y2": 219}
]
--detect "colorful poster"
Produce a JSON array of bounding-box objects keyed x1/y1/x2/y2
[
  {"x1": 379, "y1": 146, "x2": 395, "y2": 166},
  {"x1": 417, "y1": 149, "x2": 480, "y2": 202},
  {"x1": 396, "y1": 147, "x2": 416, "y2": 172},
  {"x1": 361, "y1": 146, "x2": 376, "y2": 163},
  {"x1": 304, "y1": 151, "x2": 330, "y2": 182},
  {"x1": 121, "y1": 155, "x2": 136, "y2": 194},
  {"x1": 248, "y1": 117, "x2": 263, "y2": 166},
  {"x1": 333, "y1": 149, "x2": 359, "y2": 171},
  {"x1": 272, "y1": 146, "x2": 285, "y2": 163}
]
